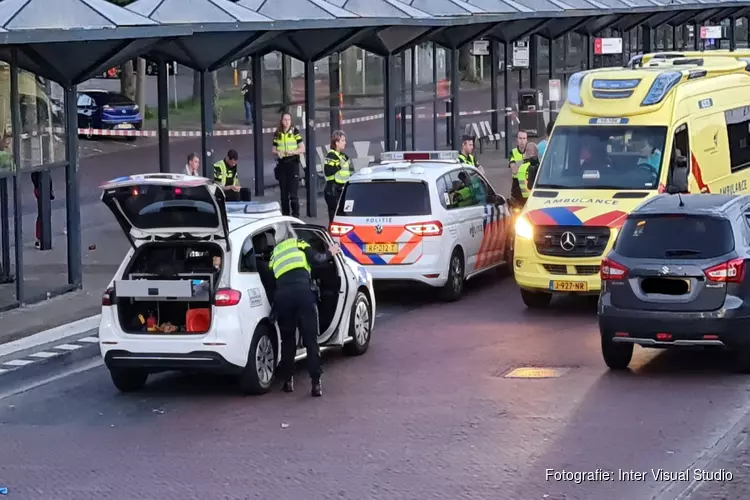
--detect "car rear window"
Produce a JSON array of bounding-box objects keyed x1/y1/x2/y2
[
  {"x1": 615, "y1": 215, "x2": 735, "y2": 259},
  {"x1": 336, "y1": 181, "x2": 431, "y2": 217},
  {"x1": 104, "y1": 93, "x2": 134, "y2": 106},
  {"x1": 107, "y1": 184, "x2": 219, "y2": 229}
]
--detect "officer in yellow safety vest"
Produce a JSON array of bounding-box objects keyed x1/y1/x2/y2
[
  {"x1": 270, "y1": 224, "x2": 340, "y2": 397},
  {"x1": 458, "y1": 134, "x2": 486, "y2": 175},
  {"x1": 323, "y1": 130, "x2": 352, "y2": 223},
  {"x1": 509, "y1": 129, "x2": 528, "y2": 202},
  {"x1": 213, "y1": 149, "x2": 251, "y2": 202},
  {"x1": 272, "y1": 112, "x2": 305, "y2": 217},
  {"x1": 516, "y1": 141, "x2": 540, "y2": 207}
]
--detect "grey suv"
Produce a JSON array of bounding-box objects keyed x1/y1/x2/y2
[{"x1": 598, "y1": 193, "x2": 750, "y2": 371}]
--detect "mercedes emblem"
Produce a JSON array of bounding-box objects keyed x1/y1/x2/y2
[
  {"x1": 375, "y1": 224, "x2": 383, "y2": 234},
  {"x1": 560, "y1": 231, "x2": 576, "y2": 251}
]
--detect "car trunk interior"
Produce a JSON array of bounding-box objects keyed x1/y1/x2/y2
[{"x1": 115, "y1": 241, "x2": 223, "y2": 334}]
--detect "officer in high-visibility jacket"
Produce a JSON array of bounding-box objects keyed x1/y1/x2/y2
[
  {"x1": 272, "y1": 112, "x2": 305, "y2": 217},
  {"x1": 270, "y1": 224, "x2": 340, "y2": 397},
  {"x1": 213, "y1": 149, "x2": 251, "y2": 202},
  {"x1": 458, "y1": 134, "x2": 486, "y2": 175},
  {"x1": 323, "y1": 130, "x2": 352, "y2": 223},
  {"x1": 509, "y1": 130, "x2": 528, "y2": 203},
  {"x1": 516, "y1": 141, "x2": 539, "y2": 207}
]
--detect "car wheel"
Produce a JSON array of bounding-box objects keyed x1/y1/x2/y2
[
  {"x1": 440, "y1": 249, "x2": 465, "y2": 302},
  {"x1": 109, "y1": 368, "x2": 148, "y2": 393},
  {"x1": 601, "y1": 334, "x2": 633, "y2": 370},
  {"x1": 238, "y1": 325, "x2": 277, "y2": 395},
  {"x1": 520, "y1": 288, "x2": 552, "y2": 309},
  {"x1": 343, "y1": 290, "x2": 372, "y2": 356}
]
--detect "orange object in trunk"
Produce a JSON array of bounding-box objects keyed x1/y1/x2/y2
[{"x1": 186, "y1": 308, "x2": 210, "y2": 333}]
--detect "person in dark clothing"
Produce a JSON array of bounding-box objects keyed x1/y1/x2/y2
[
  {"x1": 241, "y1": 78, "x2": 254, "y2": 126},
  {"x1": 272, "y1": 112, "x2": 305, "y2": 217},
  {"x1": 323, "y1": 130, "x2": 352, "y2": 223},
  {"x1": 270, "y1": 224, "x2": 340, "y2": 397},
  {"x1": 31, "y1": 171, "x2": 54, "y2": 248}
]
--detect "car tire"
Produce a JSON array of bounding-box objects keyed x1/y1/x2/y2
[
  {"x1": 238, "y1": 325, "x2": 277, "y2": 395},
  {"x1": 440, "y1": 249, "x2": 465, "y2": 302},
  {"x1": 109, "y1": 368, "x2": 148, "y2": 393},
  {"x1": 520, "y1": 288, "x2": 552, "y2": 309},
  {"x1": 343, "y1": 290, "x2": 372, "y2": 356},
  {"x1": 601, "y1": 334, "x2": 633, "y2": 370}
]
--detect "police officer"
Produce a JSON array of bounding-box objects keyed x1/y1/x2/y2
[
  {"x1": 323, "y1": 130, "x2": 352, "y2": 223},
  {"x1": 516, "y1": 141, "x2": 539, "y2": 207},
  {"x1": 458, "y1": 134, "x2": 485, "y2": 174},
  {"x1": 270, "y1": 224, "x2": 340, "y2": 397},
  {"x1": 213, "y1": 149, "x2": 251, "y2": 202},
  {"x1": 272, "y1": 112, "x2": 305, "y2": 217},
  {"x1": 509, "y1": 130, "x2": 528, "y2": 203}
]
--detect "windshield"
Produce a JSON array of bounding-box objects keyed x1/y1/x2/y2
[
  {"x1": 534, "y1": 125, "x2": 668, "y2": 190},
  {"x1": 106, "y1": 184, "x2": 220, "y2": 229},
  {"x1": 336, "y1": 181, "x2": 431, "y2": 217}
]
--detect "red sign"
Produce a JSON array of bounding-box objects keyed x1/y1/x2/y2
[{"x1": 593, "y1": 37, "x2": 603, "y2": 55}]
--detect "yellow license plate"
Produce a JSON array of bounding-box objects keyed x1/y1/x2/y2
[
  {"x1": 550, "y1": 280, "x2": 589, "y2": 292},
  {"x1": 365, "y1": 243, "x2": 398, "y2": 254}
]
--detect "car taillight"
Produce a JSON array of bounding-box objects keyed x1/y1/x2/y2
[
  {"x1": 600, "y1": 257, "x2": 628, "y2": 280},
  {"x1": 329, "y1": 223, "x2": 353, "y2": 236},
  {"x1": 705, "y1": 258, "x2": 746, "y2": 283},
  {"x1": 215, "y1": 288, "x2": 242, "y2": 306},
  {"x1": 103, "y1": 105, "x2": 113, "y2": 111},
  {"x1": 102, "y1": 287, "x2": 114, "y2": 306},
  {"x1": 405, "y1": 221, "x2": 443, "y2": 236}
]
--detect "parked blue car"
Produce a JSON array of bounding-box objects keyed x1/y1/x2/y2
[{"x1": 77, "y1": 90, "x2": 142, "y2": 141}]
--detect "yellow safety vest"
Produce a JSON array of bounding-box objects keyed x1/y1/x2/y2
[
  {"x1": 517, "y1": 160, "x2": 531, "y2": 198},
  {"x1": 213, "y1": 159, "x2": 239, "y2": 186},
  {"x1": 509, "y1": 147, "x2": 524, "y2": 179},
  {"x1": 273, "y1": 128, "x2": 302, "y2": 158},
  {"x1": 324, "y1": 150, "x2": 352, "y2": 184},
  {"x1": 269, "y1": 238, "x2": 311, "y2": 279},
  {"x1": 458, "y1": 153, "x2": 476, "y2": 167}
]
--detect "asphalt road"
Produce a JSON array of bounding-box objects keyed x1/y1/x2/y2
[{"x1": 2, "y1": 276, "x2": 749, "y2": 499}]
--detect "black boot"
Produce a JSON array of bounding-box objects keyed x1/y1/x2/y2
[
  {"x1": 282, "y1": 376, "x2": 294, "y2": 393},
  {"x1": 311, "y1": 378, "x2": 322, "y2": 397}
]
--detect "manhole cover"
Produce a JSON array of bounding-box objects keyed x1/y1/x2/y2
[{"x1": 503, "y1": 367, "x2": 571, "y2": 379}]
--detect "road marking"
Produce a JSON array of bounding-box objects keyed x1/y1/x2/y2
[
  {"x1": 0, "y1": 315, "x2": 100, "y2": 358},
  {"x1": 78, "y1": 337, "x2": 99, "y2": 344},
  {"x1": 55, "y1": 344, "x2": 82, "y2": 351},
  {"x1": 28, "y1": 351, "x2": 60, "y2": 359},
  {"x1": 3, "y1": 359, "x2": 34, "y2": 367}
]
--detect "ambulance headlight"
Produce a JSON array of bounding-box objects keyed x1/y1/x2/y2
[{"x1": 515, "y1": 216, "x2": 534, "y2": 240}]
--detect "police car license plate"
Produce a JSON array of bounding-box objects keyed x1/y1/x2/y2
[
  {"x1": 114, "y1": 123, "x2": 133, "y2": 129},
  {"x1": 365, "y1": 243, "x2": 398, "y2": 254},
  {"x1": 550, "y1": 280, "x2": 588, "y2": 292}
]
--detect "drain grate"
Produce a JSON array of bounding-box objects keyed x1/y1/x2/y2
[{"x1": 503, "y1": 367, "x2": 571, "y2": 379}]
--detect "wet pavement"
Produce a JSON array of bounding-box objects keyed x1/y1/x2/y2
[{"x1": 1, "y1": 274, "x2": 750, "y2": 499}]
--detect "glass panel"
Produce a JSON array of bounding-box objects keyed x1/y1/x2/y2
[{"x1": 17, "y1": 69, "x2": 66, "y2": 170}]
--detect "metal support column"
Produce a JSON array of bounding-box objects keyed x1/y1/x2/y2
[
  {"x1": 694, "y1": 22, "x2": 700, "y2": 50},
  {"x1": 282, "y1": 55, "x2": 291, "y2": 107},
  {"x1": 490, "y1": 40, "x2": 499, "y2": 144},
  {"x1": 504, "y1": 42, "x2": 511, "y2": 155},
  {"x1": 729, "y1": 17, "x2": 737, "y2": 51},
  {"x1": 548, "y1": 37, "x2": 555, "y2": 115},
  {"x1": 304, "y1": 60, "x2": 317, "y2": 218},
  {"x1": 329, "y1": 53, "x2": 341, "y2": 131},
  {"x1": 9, "y1": 51, "x2": 22, "y2": 300},
  {"x1": 199, "y1": 70, "x2": 214, "y2": 177},
  {"x1": 157, "y1": 59, "x2": 170, "y2": 173},
  {"x1": 252, "y1": 56, "x2": 264, "y2": 196},
  {"x1": 384, "y1": 54, "x2": 396, "y2": 151},
  {"x1": 398, "y1": 53, "x2": 407, "y2": 149},
  {"x1": 64, "y1": 84, "x2": 82, "y2": 288},
  {"x1": 410, "y1": 47, "x2": 417, "y2": 150},
  {"x1": 432, "y1": 42, "x2": 438, "y2": 149},
  {"x1": 586, "y1": 35, "x2": 593, "y2": 69},
  {"x1": 672, "y1": 25, "x2": 677, "y2": 50},
  {"x1": 450, "y1": 47, "x2": 460, "y2": 150},
  {"x1": 642, "y1": 26, "x2": 652, "y2": 53},
  {"x1": 0, "y1": 179, "x2": 9, "y2": 281},
  {"x1": 529, "y1": 35, "x2": 539, "y2": 88}
]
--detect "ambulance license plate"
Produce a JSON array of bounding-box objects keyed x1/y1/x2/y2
[
  {"x1": 365, "y1": 243, "x2": 398, "y2": 254},
  {"x1": 550, "y1": 280, "x2": 588, "y2": 292}
]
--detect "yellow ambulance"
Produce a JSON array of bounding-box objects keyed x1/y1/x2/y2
[{"x1": 514, "y1": 51, "x2": 750, "y2": 308}]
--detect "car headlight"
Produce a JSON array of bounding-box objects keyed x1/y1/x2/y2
[{"x1": 515, "y1": 216, "x2": 534, "y2": 240}]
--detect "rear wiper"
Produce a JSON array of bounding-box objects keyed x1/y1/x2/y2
[
  {"x1": 664, "y1": 249, "x2": 702, "y2": 256},
  {"x1": 375, "y1": 213, "x2": 400, "y2": 216}
]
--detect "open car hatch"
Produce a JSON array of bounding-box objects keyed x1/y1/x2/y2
[{"x1": 100, "y1": 173, "x2": 231, "y2": 249}]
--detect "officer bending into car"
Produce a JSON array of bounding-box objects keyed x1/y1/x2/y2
[{"x1": 270, "y1": 224, "x2": 340, "y2": 397}]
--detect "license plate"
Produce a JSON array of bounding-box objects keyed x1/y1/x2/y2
[
  {"x1": 550, "y1": 280, "x2": 589, "y2": 292},
  {"x1": 364, "y1": 243, "x2": 398, "y2": 254},
  {"x1": 114, "y1": 123, "x2": 133, "y2": 129}
]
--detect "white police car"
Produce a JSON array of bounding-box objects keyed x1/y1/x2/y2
[
  {"x1": 98, "y1": 173, "x2": 375, "y2": 394},
  {"x1": 329, "y1": 151, "x2": 512, "y2": 301}
]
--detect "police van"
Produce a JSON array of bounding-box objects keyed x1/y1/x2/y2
[{"x1": 329, "y1": 151, "x2": 512, "y2": 301}]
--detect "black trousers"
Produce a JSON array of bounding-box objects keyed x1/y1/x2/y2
[
  {"x1": 276, "y1": 284, "x2": 322, "y2": 382},
  {"x1": 276, "y1": 161, "x2": 300, "y2": 217},
  {"x1": 224, "y1": 187, "x2": 251, "y2": 202},
  {"x1": 324, "y1": 182, "x2": 343, "y2": 223}
]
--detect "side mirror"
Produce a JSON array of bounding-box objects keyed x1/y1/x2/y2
[
  {"x1": 667, "y1": 155, "x2": 689, "y2": 194},
  {"x1": 494, "y1": 194, "x2": 506, "y2": 206}
]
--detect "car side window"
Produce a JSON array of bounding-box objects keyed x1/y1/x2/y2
[
  {"x1": 440, "y1": 169, "x2": 478, "y2": 209},
  {"x1": 77, "y1": 94, "x2": 93, "y2": 108},
  {"x1": 436, "y1": 176, "x2": 449, "y2": 209},
  {"x1": 466, "y1": 169, "x2": 491, "y2": 205},
  {"x1": 239, "y1": 226, "x2": 278, "y2": 273}
]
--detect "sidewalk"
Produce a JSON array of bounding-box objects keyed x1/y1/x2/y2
[{"x1": 0, "y1": 152, "x2": 512, "y2": 344}]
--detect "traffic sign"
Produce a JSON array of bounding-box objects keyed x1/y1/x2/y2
[
  {"x1": 471, "y1": 40, "x2": 490, "y2": 56},
  {"x1": 512, "y1": 42, "x2": 529, "y2": 68},
  {"x1": 548, "y1": 79, "x2": 561, "y2": 102},
  {"x1": 700, "y1": 26, "x2": 723, "y2": 39},
  {"x1": 593, "y1": 37, "x2": 623, "y2": 55}
]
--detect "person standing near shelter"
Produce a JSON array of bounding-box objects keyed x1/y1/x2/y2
[
  {"x1": 509, "y1": 130, "x2": 528, "y2": 203},
  {"x1": 185, "y1": 152, "x2": 200, "y2": 176},
  {"x1": 457, "y1": 135, "x2": 484, "y2": 174},
  {"x1": 241, "y1": 77, "x2": 254, "y2": 126},
  {"x1": 272, "y1": 112, "x2": 305, "y2": 217},
  {"x1": 323, "y1": 130, "x2": 352, "y2": 223},
  {"x1": 516, "y1": 141, "x2": 539, "y2": 206},
  {"x1": 270, "y1": 223, "x2": 340, "y2": 397},
  {"x1": 31, "y1": 170, "x2": 54, "y2": 249},
  {"x1": 213, "y1": 149, "x2": 251, "y2": 202}
]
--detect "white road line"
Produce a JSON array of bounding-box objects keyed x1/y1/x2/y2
[
  {"x1": 55, "y1": 344, "x2": 82, "y2": 351},
  {"x1": 78, "y1": 337, "x2": 99, "y2": 344},
  {"x1": 28, "y1": 351, "x2": 60, "y2": 359},
  {"x1": 3, "y1": 359, "x2": 34, "y2": 367},
  {"x1": 0, "y1": 315, "x2": 100, "y2": 358}
]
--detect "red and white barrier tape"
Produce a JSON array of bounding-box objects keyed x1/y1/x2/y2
[{"x1": 40, "y1": 107, "x2": 550, "y2": 138}]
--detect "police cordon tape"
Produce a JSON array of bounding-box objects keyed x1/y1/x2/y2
[{"x1": 41, "y1": 107, "x2": 546, "y2": 138}]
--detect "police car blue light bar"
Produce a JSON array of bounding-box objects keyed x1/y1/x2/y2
[
  {"x1": 380, "y1": 151, "x2": 459, "y2": 162},
  {"x1": 225, "y1": 201, "x2": 282, "y2": 214}
]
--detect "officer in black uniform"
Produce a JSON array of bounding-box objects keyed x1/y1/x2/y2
[{"x1": 270, "y1": 224, "x2": 340, "y2": 397}]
